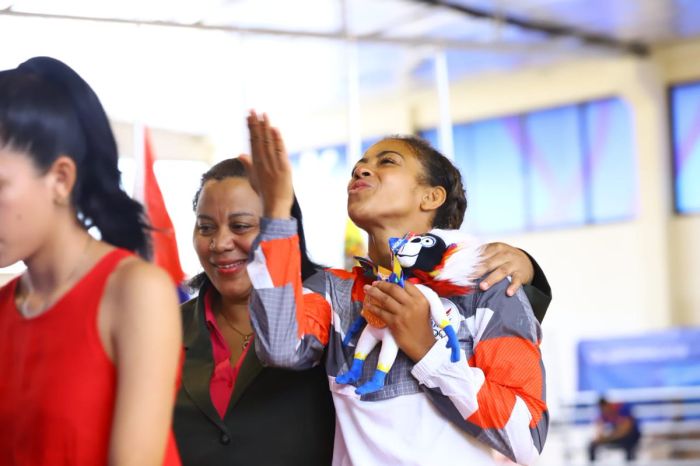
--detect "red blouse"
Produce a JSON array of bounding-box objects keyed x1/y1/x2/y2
[{"x1": 203, "y1": 290, "x2": 252, "y2": 419}]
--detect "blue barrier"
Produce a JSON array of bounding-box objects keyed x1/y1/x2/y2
[{"x1": 577, "y1": 327, "x2": 700, "y2": 392}]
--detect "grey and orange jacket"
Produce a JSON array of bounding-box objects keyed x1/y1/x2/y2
[{"x1": 247, "y1": 218, "x2": 548, "y2": 465}]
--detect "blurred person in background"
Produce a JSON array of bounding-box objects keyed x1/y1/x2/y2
[{"x1": 588, "y1": 396, "x2": 641, "y2": 463}]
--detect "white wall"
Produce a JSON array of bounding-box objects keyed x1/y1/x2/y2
[{"x1": 657, "y1": 40, "x2": 700, "y2": 328}]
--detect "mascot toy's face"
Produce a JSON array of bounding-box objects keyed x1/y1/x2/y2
[{"x1": 394, "y1": 233, "x2": 447, "y2": 271}]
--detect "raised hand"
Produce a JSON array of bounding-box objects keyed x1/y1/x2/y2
[{"x1": 244, "y1": 110, "x2": 294, "y2": 219}]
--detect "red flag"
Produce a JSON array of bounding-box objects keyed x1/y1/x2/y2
[{"x1": 138, "y1": 128, "x2": 186, "y2": 285}]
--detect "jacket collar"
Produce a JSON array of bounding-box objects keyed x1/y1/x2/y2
[{"x1": 181, "y1": 285, "x2": 264, "y2": 429}]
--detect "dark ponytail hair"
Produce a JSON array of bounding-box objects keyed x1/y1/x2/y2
[
  {"x1": 0, "y1": 57, "x2": 151, "y2": 257},
  {"x1": 188, "y1": 158, "x2": 321, "y2": 291},
  {"x1": 386, "y1": 135, "x2": 467, "y2": 229}
]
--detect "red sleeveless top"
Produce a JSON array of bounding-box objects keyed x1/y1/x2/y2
[{"x1": 0, "y1": 249, "x2": 181, "y2": 466}]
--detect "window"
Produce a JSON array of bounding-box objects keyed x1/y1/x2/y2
[
  {"x1": 584, "y1": 99, "x2": 638, "y2": 222},
  {"x1": 454, "y1": 117, "x2": 528, "y2": 233},
  {"x1": 670, "y1": 81, "x2": 700, "y2": 214},
  {"x1": 361, "y1": 136, "x2": 383, "y2": 154},
  {"x1": 525, "y1": 105, "x2": 586, "y2": 228},
  {"x1": 289, "y1": 144, "x2": 350, "y2": 268},
  {"x1": 119, "y1": 157, "x2": 209, "y2": 278},
  {"x1": 153, "y1": 160, "x2": 210, "y2": 278},
  {"x1": 420, "y1": 97, "x2": 637, "y2": 234},
  {"x1": 418, "y1": 128, "x2": 438, "y2": 149}
]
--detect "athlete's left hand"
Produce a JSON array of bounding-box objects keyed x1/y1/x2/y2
[{"x1": 362, "y1": 281, "x2": 435, "y2": 362}]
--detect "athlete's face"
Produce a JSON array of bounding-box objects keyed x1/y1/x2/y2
[{"x1": 347, "y1": 139, "x2": 431, "y2": 230}]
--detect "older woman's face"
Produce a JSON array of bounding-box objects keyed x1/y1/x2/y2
[{"x1": 193, "y1": 177, "x2": 262, "y2": 302}]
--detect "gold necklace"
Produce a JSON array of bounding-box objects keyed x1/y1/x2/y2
[
  {"x1": 219, "y1": 310, "x2": 254, "y2": 350},
  {"x1": 20, "y1": 235, "x2": 93, "y2": 318}
]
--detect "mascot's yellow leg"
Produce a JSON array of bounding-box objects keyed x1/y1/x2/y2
[{"x1": 355, "y1": 328, "x2": 397, "y2": 395}]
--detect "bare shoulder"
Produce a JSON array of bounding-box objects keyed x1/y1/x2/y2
[
  {"x1": 97, "y1": 254, "x2": 181, "y2": 360},
  {"x1": 103, "y1": 256, "x2": 180, "y2": 322},
  {"x1": 111, "y1": 257, "x2": 173, "y2": 294}
]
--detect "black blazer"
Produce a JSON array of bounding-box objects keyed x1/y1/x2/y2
[
  {"x1": 522, "y1": 251, "x2": 552, "y2": 323},
  {"x1": 173, "y1": 287, "x2": 335, "y2": 466}
]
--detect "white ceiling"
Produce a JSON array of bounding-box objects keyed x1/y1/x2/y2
[{"x1": 1, "y1": 0, "x2": 698, "y2": 139}]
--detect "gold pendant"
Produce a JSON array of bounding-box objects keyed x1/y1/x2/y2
[{"x1": 242, "y1": 335, "x2": 251, "y2": 350}]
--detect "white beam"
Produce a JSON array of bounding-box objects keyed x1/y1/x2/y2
[{"x1": 0, "y1": 8, "x2": 602, "y2": 55}]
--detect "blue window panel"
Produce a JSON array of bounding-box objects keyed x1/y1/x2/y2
[
  {"x1": 524, "y1": 105, "x2": 586, "y2": 228},
  {"x1": 418, "y1": 128, "x2": 439, "y2": 149},
  {"x1": 290, "y1": 144, "x2": 348, "y2": 178},
  {"x1": 459, "y1": 117, "x2": 528, "y2": 234},
  {"x1": 671, "y1": 82, "x2": 700, "y2": 213},
  {"x1": 322, "y1": 144, "x2": 348, "y2": 178},
  {"x1": 451, "y1": 123, "x2": 478, "y2": 232},
  {"x1": 584, "y1": 98, "x2": 638, "y2": 222},
  {"x1": 361, "y1": 136, "x2": 383, "y2": 154}
]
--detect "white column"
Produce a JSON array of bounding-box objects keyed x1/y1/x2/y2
[
  {"x1": 434, "y1": 49, "x2": 454, "y2": 160},
  {"x1": 342, "y1": 0, "x2": 361, "y2": 166},
  {"x1": 346, "y1": 39, "x2": 361, "y2": 164}
]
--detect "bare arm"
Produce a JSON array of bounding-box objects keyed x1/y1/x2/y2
[{"x1": 104, "y1": 259, "x2": 182, "y2": 466}]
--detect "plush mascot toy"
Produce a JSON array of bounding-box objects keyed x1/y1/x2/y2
[{"x1": 336, "y1": 229, "x2": 480, "y2": 395}]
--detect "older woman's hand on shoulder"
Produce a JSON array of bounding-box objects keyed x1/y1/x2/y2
[{"x1": 474, "y1": 242, "x2": 535, "y2": 296}]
